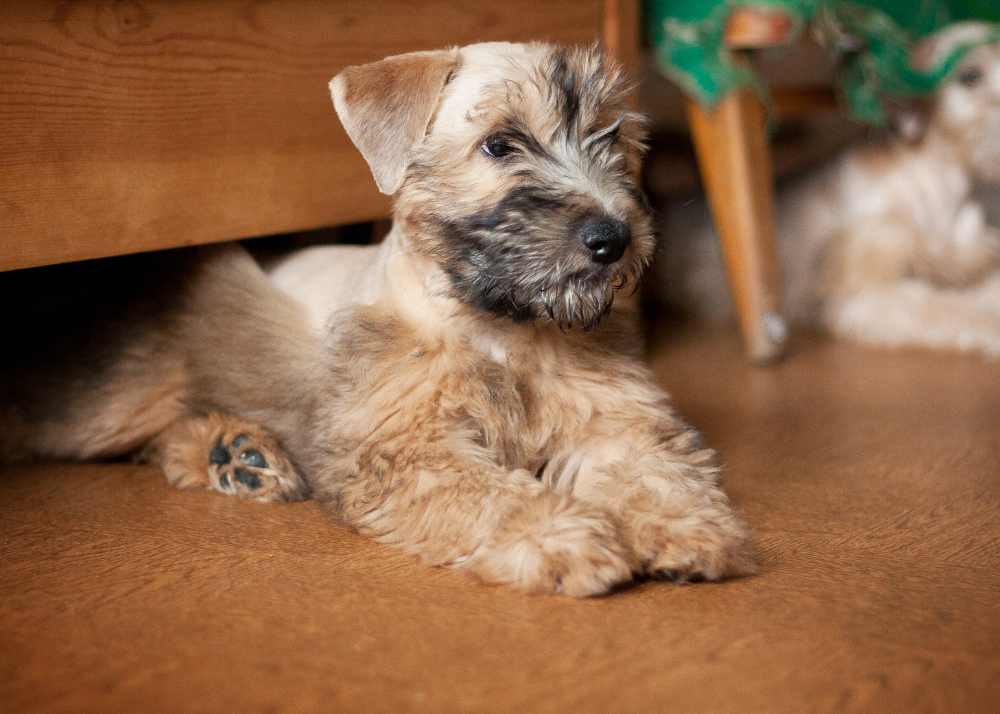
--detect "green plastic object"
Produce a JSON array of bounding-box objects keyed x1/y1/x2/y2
[{"x1": 646, "y1": 0, "x2": 1000, "y2": 124}]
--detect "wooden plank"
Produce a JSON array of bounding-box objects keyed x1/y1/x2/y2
[
  {"x1": 0, "y1": 1, "x2": 605, "y2": 271},
  {"x1": 602, "y1": 0, "x2": 640, "y2": 81}
]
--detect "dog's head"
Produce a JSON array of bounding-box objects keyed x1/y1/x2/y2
[
  {"x1": 330, "y1": 42, "x2": 653, "y2": 330},
  {"x1": 895, "y1": 23, "x2": 1000, "y2": 182}
]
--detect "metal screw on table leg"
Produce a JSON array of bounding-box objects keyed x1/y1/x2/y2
[
  {"x1": 763, "y1": 311, "x2": 787, "y2": 345},
  {"x1": 751, "y1": 311, "x2": 788, "y2": 363}
]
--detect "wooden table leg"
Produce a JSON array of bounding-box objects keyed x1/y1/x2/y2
[
  {"x1": 685, "y1": 89, "x2": 787, "y2": 362},
  {"x1": 602, "y1": 0, "x2": 640, "y2": 79}
]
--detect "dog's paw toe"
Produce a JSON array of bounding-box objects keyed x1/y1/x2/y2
[
  {"x1": 651, "y1": 568, "x2": 706, "y2": 584},
  {"x1": 652, "y1": 524, "x2": 754, "y2": 583},
  {"x1": 209, "y1": 443, "x2": 230, "y2": 465},
  {"x1": 463, "y1": 496, "x2": 635, "y2": 597},
  {"x1": 628, "y1": 503, "x2": 755, "y2": 583},
  {"x1": 209, "y1": 433, "x2": 305, "y2": 502}
]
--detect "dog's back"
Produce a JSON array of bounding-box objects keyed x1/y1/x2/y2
[{"x1": 268, "y1": 243, "x2": 384, "y2": 331}]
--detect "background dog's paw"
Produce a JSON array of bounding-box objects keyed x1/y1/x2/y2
[
  {"x1": 209, "y1": 431, "x2": 307, "y2": 503},
  {"x1": 624, "y1": 499, "x2": 755, "y2": 583},
  {"x1": 463, "y1": 495, "x2": 635, "y2": 597}
]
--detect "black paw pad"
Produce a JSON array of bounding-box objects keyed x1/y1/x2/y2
[
  {"x1": 239, "y1": 449, "x2": 268, "y2": 468},
  {"x1": 209, "y1": 442, "x2": 231, "y2": 465},
  {"x1": 234, "y1": 468, "x2": 262, "y2": 490}
]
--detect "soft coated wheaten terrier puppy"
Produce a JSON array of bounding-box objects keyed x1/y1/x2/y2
[
  {"x1": 657, "y1": 23, "x2": 1000, "y2": 357},
  {"x1": 1, "y1": 42, "x2": 752, "y2": 595}
]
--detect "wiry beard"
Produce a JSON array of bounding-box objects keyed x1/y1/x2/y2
[
  {"x1": 537, "y1": 266, "x2": 640, "y2": 330},
  {"x1": 443, "y1": 251, "x2": 643, "y2": 330}
]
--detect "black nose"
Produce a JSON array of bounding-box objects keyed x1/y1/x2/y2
[{"x1": 579, "y1": 217, "x2": 631, "y2": 265}]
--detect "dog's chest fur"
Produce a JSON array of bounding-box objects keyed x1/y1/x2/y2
[{"x1": 307, "y1": 299, "x2": 641, "y2": 495}]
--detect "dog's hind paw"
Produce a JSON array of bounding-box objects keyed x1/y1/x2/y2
[
  {"x1": 207, "y1": 430, "x2": 307, "y2": 503},
  {"x1": 146, "y1": 413, "x2": 308, "y2": 503}
]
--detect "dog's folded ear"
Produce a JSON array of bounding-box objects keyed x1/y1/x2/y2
[{"x1": 330, "y1": 49, "x2": 459, "y2": 195}]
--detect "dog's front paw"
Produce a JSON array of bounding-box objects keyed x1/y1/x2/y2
[
  {"x1": 623, "y1": 493, "x2": 755, "y2": 583},
  {"x1": 463, "y1": 495, "x2": 635, "y2": 597}
]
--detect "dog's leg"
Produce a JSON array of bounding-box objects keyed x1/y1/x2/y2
[
  {"x1": 543, "y1": 389, "x2": 754, "y2": 583},
  {"x1": 143, "y1": 413, "x2": 308, "y2": 502},
  {"x1": 824, "y1": 278, "x2": 1000, "y2": 356},
  {"x1": 332, "y1": 457, "x2": 634, "y2": 596}
]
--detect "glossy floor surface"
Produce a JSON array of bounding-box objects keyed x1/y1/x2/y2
[{"x1": 2, "y1": 328, "x2": 999, "y2": 713}]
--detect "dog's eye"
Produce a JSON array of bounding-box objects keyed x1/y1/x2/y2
[
  {"x1": 958, "y1": 65, "x2": 983, "y2": 88},
  {"x1": 482, "y1": 135, "x2": 514, "y2": 159}
]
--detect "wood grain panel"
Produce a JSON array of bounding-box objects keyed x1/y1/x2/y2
[{"x1": 0, "y1": 1, "x2": 606, "y2": 271}]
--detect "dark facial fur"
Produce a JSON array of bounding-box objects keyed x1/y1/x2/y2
[{"x1": 435, "y1": 185, "x2": 644, "y2": 330}]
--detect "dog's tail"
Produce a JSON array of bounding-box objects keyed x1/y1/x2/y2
[{"x1": 0, "y1": 250, "x2": 187, "y2": 463}]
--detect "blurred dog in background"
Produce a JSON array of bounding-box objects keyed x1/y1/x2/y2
[{"x1": 656, "y1": 22, "x2": 1000, "y2": 356}]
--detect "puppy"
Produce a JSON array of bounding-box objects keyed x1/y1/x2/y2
[
  {"x1": 2, "y1": 42, "x2": 752, "y2": 596},
  {"x1": 656, "y1": 23, "x2": 1000, "y2": 356}
]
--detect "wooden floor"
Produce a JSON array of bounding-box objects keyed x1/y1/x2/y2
[{"x1": 2, "y1": 328, "x2": 999, "y2": 713}]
